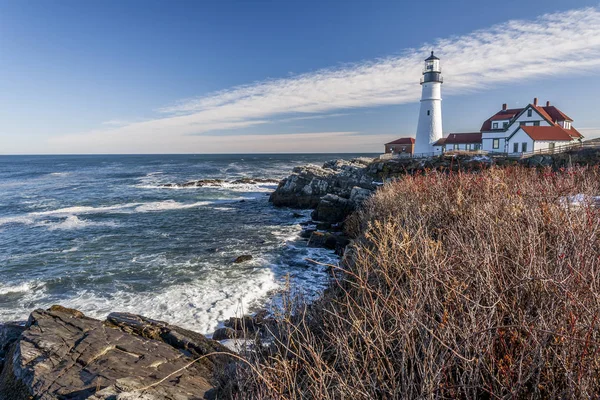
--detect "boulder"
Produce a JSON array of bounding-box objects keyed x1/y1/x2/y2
[
  {"x1": 0, "y1": 306, "x2": 231, "y2": 400},
  {"x1": 312, "y1": 194, "x2": 354, "y2": 223},
  {"x1": 269, "y1": 158, "x2": 377, "y2": 209},
  {"x1": 349, "y1": 186, "x2": 373, "y2": 207},
  {"x1": 0, "y1": 322, "x2": 25, "y2": 372},
  {"x1": 308, "y1": 231, "x2": 350, "y2": 252},
  {"x1": 300, "y1": 228, "x2": 317, "y2": 239},
  {"x1": 212, "y1": 327, "x2": 240, "y2": 341},
  {"x1": 233, "y1": 254, "x2": 253, "y2": 263}
]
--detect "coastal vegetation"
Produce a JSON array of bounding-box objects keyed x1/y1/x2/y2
[{"x1": 229, "y1": 166, "x2": 600, "y2": 398}]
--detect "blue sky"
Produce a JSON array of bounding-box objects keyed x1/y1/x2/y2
[{"x1": 1, "y1": 0, "x2": 600, "y2": 154}]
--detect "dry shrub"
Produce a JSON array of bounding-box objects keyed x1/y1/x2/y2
[{"x1": 232, "y1": 166, "x2": 600, "y2": 399}]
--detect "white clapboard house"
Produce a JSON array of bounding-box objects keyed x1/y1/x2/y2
[{"x1": 433, "y1": 98, "x2": 583, "y2": 155}]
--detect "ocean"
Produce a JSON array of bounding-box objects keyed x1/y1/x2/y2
[{"x1": 0, "y1": 154, "x2": 374, "y2": 334}]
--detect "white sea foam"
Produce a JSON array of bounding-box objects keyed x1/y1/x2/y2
[
  {"x1": 0, "y1": 200, "x2": 217, "y2": 227},
  {"x1": 3, "y1": 266, "x2": 280, "y2": 333},
  {"x1": 41, "y1": 216, "x2": 119, "y2": 231},
  {"x1": 134, "y1": 200, "x2": 213, "y2": 213},
  {"x1": 0, "y1": 282, "x2": 32, "y2": 295}
]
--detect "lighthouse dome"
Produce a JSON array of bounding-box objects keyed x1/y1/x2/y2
[
  {"x1": 421, "y1": 51, "x2": 443, "y2": 84},
  {"x1": 425, "y1": 51, "x2": 440, "y2": 61}
]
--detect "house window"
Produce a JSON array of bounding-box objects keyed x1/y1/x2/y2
[
  {"x1": 474, "y1": 144, "x2": 481, "y2": 150},
  {"x1": 493, "y1": 122, "x2": 498, "y2": 129},
  {"x1": 493, "y1": 139, "x2": 499, "y2": 149},
  {"x1": 549, "y1": 143, "x2": 555, "y2": 153},
  {"x1": 402, "y1": 146, "x2": 406, "y2": 152},
  {"x1": 503, "y1": 122, "x2": 509, "y2": 129},
  {"x1": 427, "y1": 110, "x2": 430, "y2": 116},
  {"x1": 513, "y1": 143, "x2": 519, "y2": 153},
  {"x1": 453, "y1": 144, "x2": 459, "y2": 150},
  {"x1": 520, "y1": 121, "x2": 527, "y2": 126},
  {"x1": 533, "y1": 121, "x2": 540, "y2": 126},
  {"x1": 522, "y1": 142, "x2": 528, "y2": 152},
  {"x1": 527, "y1": 109, "x2": 533, "y2": 117}
]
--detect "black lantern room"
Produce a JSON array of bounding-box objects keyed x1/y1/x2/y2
[{"x1": 421, "y1": 51, "x2": 443, "y2": 84}]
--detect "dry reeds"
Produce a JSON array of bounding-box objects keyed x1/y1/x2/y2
[{"x1": 229, "y1": 166, "x2": 600, "y2": 399}]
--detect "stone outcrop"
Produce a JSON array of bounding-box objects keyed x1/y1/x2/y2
[
  {"x1": 269, "y1": 158, "x2": 377, "y2": 222},
  {"x1": 270, "y1": 149, "x2": 600, "y2": 224},
  {"x1": 161, "y1": 178, "x2": 279, "y2": 188},
  {"x1": 0, "y1": 306, "x2": 232, "y2": 400}
]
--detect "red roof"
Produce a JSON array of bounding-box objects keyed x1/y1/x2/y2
[
  {"x1": 543, "y1": 105, "x2": 572, "y2": 122},
  {"x1": 443, "y1": 132, "x2": 482, "y2": 144},
  {"x1": 567, "y1": 126, "x2": 583, "y2": 138},
  {"x1": 481, "y1": 103, "x2": 573, "y2": 131},
  {"x1": 481, "y1": 109, "x2": 522, "y2": 131},
  {"x1": 433, "y1": 137, "x2": 447, "y2": 146},
  {"x1": 520, "y1": 126, "x2": 574, "y2": 141},
  {"x1": 386, "y1": 137, "x2": 415, "y2": 145},
  {"x1": 532, "y1": 105, "x2": 555, "y2": 124}
]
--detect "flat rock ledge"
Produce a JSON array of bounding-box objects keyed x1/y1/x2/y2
[{"x1": 0, "y1": 305, "x2": 232, "y2": 400}]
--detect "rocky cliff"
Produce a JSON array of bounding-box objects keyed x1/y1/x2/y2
[
  {"x1": 269, "y1": 148, "x2": 600, "y2": 224},
  {"x1": 0, "y1": 306, "x2": 232, "y2": 400}
]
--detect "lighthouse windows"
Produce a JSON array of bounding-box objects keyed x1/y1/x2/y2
[{"x1": 427, "y1": 110, "x2": 430, "y2": 116}]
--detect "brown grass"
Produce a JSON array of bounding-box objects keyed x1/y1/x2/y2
[{"x1": 227, "y1": 166, "x2": 600, "y2": 399}]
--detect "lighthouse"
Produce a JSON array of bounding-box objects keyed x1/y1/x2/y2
[{"x1": 414, "y1": 51, "x2": 443, "y2": 155}]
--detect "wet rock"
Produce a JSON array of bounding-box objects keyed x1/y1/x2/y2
[
  {"x1": 0, "y1": 322, "x2": 25, "y2": 373},
  {"x1": 0, "y1": 306, "x2": 231, "y2": 400},
  {"x1": 225, "y1": 315, "x2": 258, "y2": 333},
  {"x1": 316, "y1": 222, "x2": 332, "y2": 230},
  {"x1": 292, "y1": 212, "x2": 304, "y2": 218},
  {"x1": 230, "y1": 178, "x2": 280, "y2": 185},
  {"x1": 308, "y1": 231, "x2": 351, "y2": 252},
  {"x1": 233, "y1": 254, "x2": 253, "y2": 263},
  {"x1": 312, "y1": 194, "x2": 354, "y2": 223},
  {"x1": 212, "y1": 327, "x2": 240, "y2": 341},
  {"x1": 300, "y1": 228, "x2": 317, "y2": 239}
]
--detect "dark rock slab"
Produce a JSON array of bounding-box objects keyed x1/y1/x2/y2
[
  {"x1": 233, "y1": 254, "x2": 253, "y2": 263},
  {"x1": 0, "y1": 306, "x2": 231, "y2": 400},
  {"x1": 312, "y1": 194, "x2": 355, "y2": 223},
  {"x1": 0, "y1": 322, "x2": 25, "y2": 373}
]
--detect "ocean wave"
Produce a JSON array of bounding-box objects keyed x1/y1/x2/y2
[
  {"x1": 0, "y1": 268, "x2": 280, "y2": 334},
  {"x1": 0, "y1": 282, "x2": 33, "y2": 295},
  {"x1": 39, "y1": 215, "x2": 119, "y2": 231},
  {"x1": 0, "y1": 200, "x2": 219, "y2": 227},
  {"x1": 133, "y1": 200, "x2": 214, "y2": 213}
]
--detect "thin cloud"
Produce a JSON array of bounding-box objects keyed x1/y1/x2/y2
[{"x1": 57, "y1": 7, "x2": 600, "y2": 152}]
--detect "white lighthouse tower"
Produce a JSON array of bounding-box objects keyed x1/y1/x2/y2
[{"x1": 414, "y1": 51, "x2": 443, "y2": 155}]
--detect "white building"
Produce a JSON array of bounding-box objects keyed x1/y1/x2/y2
[
  {"x1": 386, "y1": 53, "x2": 583, "y2": 157},
  {"x1": 414, "y1": 52, "x2": 443, "y2": 155},
  {"x1": 433, "y1": 98, "x2": 583, "y2": 155}
]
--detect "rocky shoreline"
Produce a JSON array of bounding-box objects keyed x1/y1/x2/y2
[{"x1": 5, "y1": 150, "x2": 599, "y2": 399}]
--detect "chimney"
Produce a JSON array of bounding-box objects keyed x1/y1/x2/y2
[
  {"x1": 533, "y1": 97, "x2": 538, "y2": 106},
  {"x1": 546, "y1": 101, "x2": 550, "y2": 107},
  {"x1": 502, "y1": 103, "x2": 507, "y2": 111}
]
